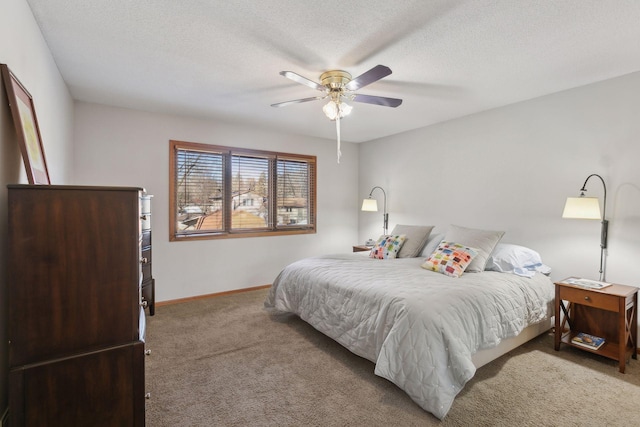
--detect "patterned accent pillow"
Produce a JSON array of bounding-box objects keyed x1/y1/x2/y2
[
  {"x1": 421, "y1": 241, "x2": 479, "y2": 278},
  {"x1": 369, "y1": 234, "x2": 407, "y2": 259}
]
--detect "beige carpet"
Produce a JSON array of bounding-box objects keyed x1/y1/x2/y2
[{"x1": 145, "y1": 288, "x2": 640, "y2": 426}]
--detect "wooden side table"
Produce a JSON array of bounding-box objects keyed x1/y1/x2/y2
[
  {"x1": 353, "y1": 245, "x2": 371, "y2": 253},
  {"x1": 554, "y1": 278, "x2": 638, "y2": 373}
]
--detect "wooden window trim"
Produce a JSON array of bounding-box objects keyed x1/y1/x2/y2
[{"x1": 169, "y1": 140, "x2": 317, "y2": 241}]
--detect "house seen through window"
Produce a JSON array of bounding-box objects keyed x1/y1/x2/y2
[{"x1": 170, "y1": 140, "x2": 316, "y2": 240}]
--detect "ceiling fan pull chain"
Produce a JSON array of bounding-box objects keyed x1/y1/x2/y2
[{"x1": 336, "y1": 116, "x2": 342, "y2": 164}]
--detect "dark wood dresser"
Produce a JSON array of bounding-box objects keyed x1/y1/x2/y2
[{"x1": 7, "y1": 185, "x2": 154, "y2": 426}]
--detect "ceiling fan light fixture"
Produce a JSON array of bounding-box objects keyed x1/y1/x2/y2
[
  {"x1": 322, "y1": 100, "x2": 338, "y2": 120},
  {"x1": 273, "y1": 65, "x2": 402, "y2": 163},
  {"x1": 340, "y1": 101, "x2": 352, "y2": 117},
  {"x1": 323, "y1": 99, "x2": 352, "y2": 120}
]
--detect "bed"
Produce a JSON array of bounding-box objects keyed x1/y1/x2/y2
[{"x1": 264, "y1": 225, "x2": 555, "y2": 419}]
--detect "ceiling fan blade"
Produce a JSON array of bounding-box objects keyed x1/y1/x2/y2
[
  {"x1": 271, "y1": 96, "x2": 325, "y2": 108},
  {"x1": 280, "y1": 71, "x2": 325, "y2": 92},
  {"x1": 352, "y1": 94, "x2": 402, "y2": 108},
  {"x1": 345, "y1": 65, "x2": 392, "y2": 91}
]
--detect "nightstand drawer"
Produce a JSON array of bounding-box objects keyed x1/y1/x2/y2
[{"x1": 559, "y1": 286, "x2": 618, "y2": 311}]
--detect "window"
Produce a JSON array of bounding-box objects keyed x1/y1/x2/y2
[{"x1": 169, "y1": 140, "x2": 316, "y2": 241}]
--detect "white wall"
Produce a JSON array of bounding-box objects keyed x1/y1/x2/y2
[
  {"x1": 73, "y1": 102, "x2": 359, "y2": 301},
  {"x1": 0, "y1": 4, "x2": 75, "y2": 185},
  {"x1": 359, "y1": 71, "x2": 640, "y2": 287},
  {"x1": 0, "y1": 0, "x2": 75, "y2": 416}
]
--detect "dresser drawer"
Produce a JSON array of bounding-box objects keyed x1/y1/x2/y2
[
  {"x1": 559, "y1": 286, "x2": 619, "y2": 311},
  {"x1": 140, "y1": 213, "x2": 151, "y2": 231},
  {"x1": 141, "y1": 279, "x2": 154, "y2": 303},
  {"x1": 10, "y1": 342, "x2": 145, "y2": 426},
  {"x1": 141, "y1": 278, "x2": 155, "y2": 316},
  {"x1": 140, "y1": 195, "x2": 152, "y2": 215},
  {"x1": 141, "y1": 230, "x2": 151, "y2": 248},
  {"x1": 141, "y1": 248, "x2": 151, "y2": 281}
]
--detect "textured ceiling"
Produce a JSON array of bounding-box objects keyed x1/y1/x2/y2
[{"x1": 26, "y1": 0, "x2": 640, "y2": 143}]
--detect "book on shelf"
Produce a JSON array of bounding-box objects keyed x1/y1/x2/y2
[
  {"x1": 560, "y1": 277, "x2": 612, "y2": 290},
  {"x1": 571, "y1": 332, "x2": 605, "y2": 350}
]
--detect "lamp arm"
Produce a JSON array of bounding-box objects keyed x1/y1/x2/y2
[
  {"x1": 368, "y1": 186, "x2": 388, "y2": 234},
  {"x1": 581, "y1": 173, "x2": 607, "y2": 248},
  {"x1": 580, "y1": 174, "x2": 607, "y2": 223},
  {"x1": 580, "y1": 173, "x2": 608, "y2": 281}
]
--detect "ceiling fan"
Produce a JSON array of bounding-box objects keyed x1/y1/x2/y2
[{"x1": 271, "y1": 65, "x2": 402, "y2": 163}]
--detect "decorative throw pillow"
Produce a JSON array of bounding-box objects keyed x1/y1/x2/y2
[
  {"x1": 391, "y1": 224, "x2": 435, "y2": 258},
  {"x1": 443, "y1": 225, "x2": 505, "y2": 273},
  {"x1": 369, "y1": 234, "x2": 407, "y2": 259},
  {"x1": 421, "y1": 241, "x2": 479, "y2": 278}
]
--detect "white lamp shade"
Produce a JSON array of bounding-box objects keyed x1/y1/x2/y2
[
  {"x1": 562, "y1": 197, "x2": 602, "y2": 220},
  {"x1": 323, "y1": 101, "x2": 338, "y2": 120},
  {"x1": 361, "y1": 198, "x2": 378, "y2": 212},
  {"x1": 323, "y1": 100, "x2": 353, "y2": 120},
  {"x1": 340, "y1": 102, "x2": 352, "y2": 117}
]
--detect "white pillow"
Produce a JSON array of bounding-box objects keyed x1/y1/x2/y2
[
  {"x1": 420, "y1": 233, "x2": 444, "y2": 257},
  {"x1": 391, "y1": 225, "x2": 434, "y2": 258},
  {"x1": 443, "y1": 225, "x2": 505, "y2": 273},
  {"x1": 485, "y1": 243, "x2": 551, "y2": 277}
]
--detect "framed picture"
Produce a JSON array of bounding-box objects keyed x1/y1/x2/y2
[{"x1": 1, "y1": 64, "x2": 50, "y2": 184}]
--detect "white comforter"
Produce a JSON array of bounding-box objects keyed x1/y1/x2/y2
[{"x1": 264, "y1": 253, "x2": 555, "y2": 419}]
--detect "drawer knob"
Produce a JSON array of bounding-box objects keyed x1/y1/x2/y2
[
  {"x1": 145, "y1": 393, "x2": 151, "y2": 400},
  {"x1": 145, "y1": 349, "x2": 152, "y2": 356},
  {"x1": 584, "y1": 296, "x2": 590, "y2": 301},
  {"x1": 140, "y1": 214, "x2": 148, "y2": 221},
  {"x1": 141, "y1": 300, "x2": 148, "y2": 308},
  {"x1": 140, "y1": 257, "x2": 148, "y2": 264}
]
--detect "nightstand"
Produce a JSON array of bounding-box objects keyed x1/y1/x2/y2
[
  {"x1": 554, "y1": 278, "x2": 638, "y2": 373},
  {"x1": 353, "y1": 245, "x2": 371, "y2": 253}
]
